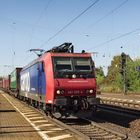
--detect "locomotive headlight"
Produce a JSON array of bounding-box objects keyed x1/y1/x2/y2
[
  {"x1": 72, "y1": 74, "x2": 76, "y2": 78},
  {"x1": 56, "y1": 90, "x2": 61, "y2": 94},
  {"x1": 56, "y1": 89, "x2": 64, "y2": 95},
  {"x1": 86, "y1": 89, "x2": 94, "y2": 94},
  {"x1": 89, "y1": 89, "x2": 93, "y2": 93}
]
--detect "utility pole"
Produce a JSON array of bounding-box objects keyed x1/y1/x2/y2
[{"x1": 120, "y1": 52, "x2": 127, "y2": 94}]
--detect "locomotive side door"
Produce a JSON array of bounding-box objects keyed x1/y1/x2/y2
[{"x1": 38, "y1": 62, "x2": 46, "y2": 103}]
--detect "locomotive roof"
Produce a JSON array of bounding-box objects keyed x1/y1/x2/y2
[
  {"x1": 50, "y1": 52, "x2": 91, "y2": 57},
  {"x1": 21, "y1": 52, "x2": 92, "y2": 72}
]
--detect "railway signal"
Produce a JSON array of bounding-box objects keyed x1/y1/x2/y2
[
  {"x1": 120, "y1": 52, "x2": 127, "y2": 94},
  {"x1": 121, "y1": 52, "x2": 126, "y2": 68}
]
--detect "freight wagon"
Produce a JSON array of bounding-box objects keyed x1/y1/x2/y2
[
  {"x1": 0, "y1": 77, "x2": 10, "y2": 90},
  {"x1": 9, "y1": 67, "x2": 22, "y2": 97}
]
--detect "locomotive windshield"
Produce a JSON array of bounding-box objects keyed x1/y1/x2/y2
[
  {"x1": 53, "y1": 57, "x2": 95, "y2": 78},
  {"x1": 54, "y1": 58, "x2": 72, "y2": 71},
  {"x1": 74, "y1": 58, "x2": 91, "y2": 71}
]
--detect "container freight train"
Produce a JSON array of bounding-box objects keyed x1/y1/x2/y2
[
  {"x1": 4, "y1": 43, "x2": 98, "y2": 118},
  {"x1": 0, "y1": 68, "x2": 22, "y2": 93}
]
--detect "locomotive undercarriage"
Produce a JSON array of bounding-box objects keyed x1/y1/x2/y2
[
  {"x1": 17, "y1": 94, "x2": 98, "y2": 118},
  {"x1": 46, "y1": 96, "x2": 97, "y2": 118}
]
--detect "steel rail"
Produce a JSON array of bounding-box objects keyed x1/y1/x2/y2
[{"x1": 100, "y1": 97, "x2": 140, "y2": 110}]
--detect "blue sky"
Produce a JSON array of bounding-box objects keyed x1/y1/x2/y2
[{"x1": 0, "y1": 0, "x2": 140, "y2": 76}]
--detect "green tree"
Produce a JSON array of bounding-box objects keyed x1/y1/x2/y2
[
  {"x1": 127, "y1": 59, "x2": 140, "y2": 92},
  {"x1": 95, "y1": 67, "x2": 105, "y2": 86},
  {"x1": 104, "y1": 54, "x2": 132, "y2": 92},
  {"x1": 97, "y1": 54, "x2": 140, "y2": 93},
  {"x1": 106, "y1": 56, "x2": 122, "y2": 84}
]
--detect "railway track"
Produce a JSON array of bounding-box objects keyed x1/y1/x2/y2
[
  {"x1": 97, "y1": 104, "x2": 140, "y2": 118},
  {"x1": 32, "y1": 105, "x2": 140, "y2": 140},
  {"x1": 99, "y1": 96, "x2": 140, "y2": 110},
  {"x1": 2, "y1": 91, "x2": 139, "y2": 140},
  {"x1": 59, "y1": 117, "x2": 130, "y2": 140},
  {"x1": 15, "y1": 108, "x2": 134, "y2": 140}
]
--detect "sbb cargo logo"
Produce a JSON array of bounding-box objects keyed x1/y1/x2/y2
[{"x1": 21, "y1": 72, "x2": 30, "y2": 92}]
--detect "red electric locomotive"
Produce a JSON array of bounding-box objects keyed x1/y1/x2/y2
[{"x1": 20, "y1": 43, "x2": 97, "y2": 117}]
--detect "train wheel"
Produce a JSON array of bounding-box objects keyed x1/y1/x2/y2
[
  {"x1": 51, "y1": 106, "x2": 62, "y2": 119},
  {"x1": 51, "y1": 112, "x2": 62, "y2": 119}
]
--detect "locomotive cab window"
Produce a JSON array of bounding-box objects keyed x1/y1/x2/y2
[
  {"x1": 74, "y1": 58, "x2": 91, "y2": 71},
  {"x1": 54, "y1": 57, "x2": 72, "y2": 71}
]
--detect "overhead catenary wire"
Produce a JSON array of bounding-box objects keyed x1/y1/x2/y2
[
  {"x1": 87, "y1": 27, "x2": 140, "y2": 51},
  {"x1": 28, "y1": 0, "x2": 52, "y2": 49},
  {"x1": 40, "y1": 0, "x2": 100, "y2": 48},
  {"x1": 33, "y1": 0, "x2": 52, "y2": 26},
  {"x1": 87, "y1": 0, "x2": 129, "y2": 29}
]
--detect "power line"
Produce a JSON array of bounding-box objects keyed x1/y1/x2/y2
[
  {"x1": 34, "y1": 0, "x2": 52, "y2": 26},
  {"x1": 87, "y1": 27, "x2": 140, "y2": 51},
  {"x1": 87, "y1": 0, "x2": 128, "y2": 29},
  {"x1": 28, "y1": 0, "x2": 52, "y2": 49},
  {"x1": 40, "y1": 0, "x2": 100, "y2": 48}
]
